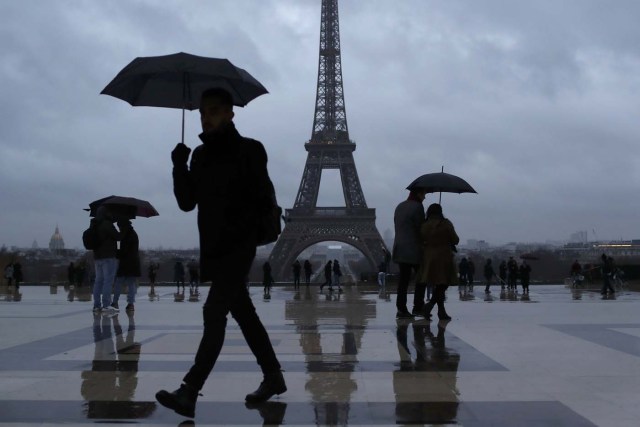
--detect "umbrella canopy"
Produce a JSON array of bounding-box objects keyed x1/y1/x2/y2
[
  {"x1": 86, "y1": 196, "x2": 159, "y2": 219},
  {"x1": 100, "y1": 52, "x2": 268, "y2": 143},
  {"x1": 519, "y1": 254, "x2": 540, "y2": 261},
  {"x1": 406, "y1": 172, "x2": 477, "y2": 194},
  {"x1": 101, "y1": 52, "x2": 268, "y2": 109}
]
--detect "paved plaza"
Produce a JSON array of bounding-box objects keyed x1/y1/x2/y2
[{"x1": 1, "y1": 283, "x2": 639, "y2": 426}]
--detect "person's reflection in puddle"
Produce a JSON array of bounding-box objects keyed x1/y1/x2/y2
[
  {"x1": 572, "y1": 289, "x2": 583, "y2": 300},
  {"x1": 394, "y1": 319, "x2": 460, "y2": 425},
  {"x1": 188, "y1": 287, "x2": 201, "y2": 303},
  {"x1": 81, "y1": 311, "x2": 155, "y2": 419},
  {"x1": 174, "y1": 289, "x2": 185, "y2": 302},
  {"x1": 303, "y1": 285, "x2": 312, "y2": 301},
  {"x1": 245, "y1": 401, "x2": 288, "y2": 426},
  {"x1": 2, "y1": 285, "x2": 22, "y2": 302},
  {"x1": 379, "y1": 286, "x2": 391, "y2": 301}
]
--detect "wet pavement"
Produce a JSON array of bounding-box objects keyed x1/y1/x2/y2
[{"x1": 1, "y1": 283, "x2": 639, "y2": 426}]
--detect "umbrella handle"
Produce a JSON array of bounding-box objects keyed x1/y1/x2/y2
[
  {"x1": 181, "y1": 107, "x2": 185, "y2": 144},
  {"x1": 439, "y1": 165, "x2": 444, "y2": 204}
]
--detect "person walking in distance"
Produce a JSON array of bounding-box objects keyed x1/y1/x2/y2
[
  {"x1": 570, "y1": 260, "x2": 582, "y2": 287},
  {"x1": 304, "y1": 260, "x2": 312, "y2": 286},
  {"x1": 13, "y1": 262, "x2": 23, "y2": 289},
  {"x1": 332, "y1": 259, "x2": 343, "y2": 293},
  {"x1": 467, "y1": 258, "x2": 475, "y2": 290},
  {"x1": 4, "y1": 262, "x2": 14, "y2": 287},
  {"x1": 320, "y1": 260, "x2": 332, "y2": 292},
  {"x1": 112, "y1": 219, "x2": 141, "y2": 312},
  {"x1": 519, "y1": 260, "x2": 531, "y2": 293},
  {"x1": 68, "y1": 262, "x2": 76, "y2": 287},
  {"x1": 174, "y1": 261, "x2": 186, "y2": 293},
  {"x1": 148, "y1": 263, "x2": 159, "y2": 295},
  {"x1": 458, "y1": 257, "x2": 468, "y2": 287},
  {"x1": 600, "y1": 253, "x2": 615, "y2": 295},
  {"x1": 292, "y1": 260, "x2": 302, "y2": 290},
  {"x1": 507, "y1": 257, "x2": 518, "y2": 290},
  {"x1": 262, "y1": 261, "x2": 274, "y2": 297},
  {"x1": 188, "y1": 258, "x2": 200, "y2": 293},
  {"x1": 419, "y1": 204, "x2": 459, "y2": 321},
  {"x1": 155, "y1": 88, "x2": 286, "y2": 418},
  {"x1": 498, "y1": 260, "x2": 507, "y2": 289},
  {"x1": 484, "y1": 259, "x2": 495, "y2": 293},
  {"x1": 392, "y1": 188, "x2": 427, "y2": 319},
  {"x1": 378, "y1": 261, "x2": 387, "y2": 288}
]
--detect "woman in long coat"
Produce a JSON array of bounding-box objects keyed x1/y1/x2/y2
[{"x1": 418, "y1": 203, "x2": 459, "y2": 320}]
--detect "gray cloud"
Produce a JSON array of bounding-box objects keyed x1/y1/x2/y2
[{"x1": 1, "y1": 0, "x2": 639, "y2": 250}]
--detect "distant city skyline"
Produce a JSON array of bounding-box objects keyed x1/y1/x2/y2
[{"x1": 2, "y1": 224, "x2": 637, "y2": 253}]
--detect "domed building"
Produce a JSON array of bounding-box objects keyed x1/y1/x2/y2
[{"x1": 49, "y1": 225, "x2": 65, "y2": 254}]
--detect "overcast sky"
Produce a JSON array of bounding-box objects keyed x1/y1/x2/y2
[{"x1": 1, "y1": 0, "x2": 639, "y2": 250}]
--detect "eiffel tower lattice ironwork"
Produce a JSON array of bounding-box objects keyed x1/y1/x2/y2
[{"x1": 268, "y1": 0, "x2": 387, "y2": 280}]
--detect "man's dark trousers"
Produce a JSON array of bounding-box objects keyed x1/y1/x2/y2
[
  {"x1": 397, "y1": 263, "x2": 423, "y2": 312},
  {"x1": 183, "y1": 249, "x2": 281, "y2": 390}
]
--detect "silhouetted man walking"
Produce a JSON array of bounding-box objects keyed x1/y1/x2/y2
[{"x1": 156, "y1": 88, "x2": 285, "y2": 418}]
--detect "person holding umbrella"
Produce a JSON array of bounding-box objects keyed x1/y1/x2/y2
[
  {"x1": 155, "y1": 88, "x2": 285, "y2": 418},
  {"x1": 418, "y1": 203, "x2": 459, "y2": 321},
  {"x1": 392, "y1": 188, "x2": 427, "y2": 318}
]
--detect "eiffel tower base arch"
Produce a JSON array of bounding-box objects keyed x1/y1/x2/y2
[{"x1": 268, "y1": 208, "x2": 387, "y2": 281}]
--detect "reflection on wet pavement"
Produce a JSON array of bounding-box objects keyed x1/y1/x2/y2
[{"x1": 2, "y1": 284, "x2": 638, "y2": 425}]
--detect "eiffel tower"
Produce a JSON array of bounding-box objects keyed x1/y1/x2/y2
[{"x1": 268, "y1": 0, "x2": 387, "y2": 280}]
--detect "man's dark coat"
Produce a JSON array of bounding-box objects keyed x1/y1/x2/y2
[{"x1": 172, "y1": 123, "x2": 274, "y2": 282}]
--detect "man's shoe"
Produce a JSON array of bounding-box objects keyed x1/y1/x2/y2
[
  {"x1": 125, "y1": 303, "x2": 134, "y2": 311},
  {"x1": 110, "y1": 303, "x2": 120, "y2": 312},
  {"x1": 438, "y1": 314, "x2": 452, "y2": 321},
  {"x1": 396, "y1": 311, "x2": 414, "y2": 319},
  {"x1": 92, "y1": 306, "x2": 101, "y2": 313},
  {"x1": 156, "y1": 384, "x2": 199, "y2": 418},
  {"x1": 411, "y1": 307, "x2": 425, "y2": 317},
  {"x1": 245, "y1": 371, "x2": 287, "y2": 403}
]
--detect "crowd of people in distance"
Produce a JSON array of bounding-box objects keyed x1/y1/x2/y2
[{"x1": 475, "y1": 256, "x2": 531, "y2": 294}]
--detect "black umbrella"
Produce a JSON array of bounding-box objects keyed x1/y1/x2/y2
[
  {"x1": 100, "y1": 52, "x2": 268, "y2": 143},
  {"x1": 407, "y1": 172, "x2": 477, "y2": 194},
  {"x1": 85, "y1": 196, "x2": 159, "y2": 219}
]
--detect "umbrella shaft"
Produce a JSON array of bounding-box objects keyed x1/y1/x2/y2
[{"x1": 181, "y1": 108, "x2": 185, "y2": 144}]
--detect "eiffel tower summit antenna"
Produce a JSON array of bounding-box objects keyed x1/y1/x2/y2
[{"x1": 268, "y1": 0, "x2": 388, "y2": 279}]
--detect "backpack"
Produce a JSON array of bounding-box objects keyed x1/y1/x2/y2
[
  {"x1": 256, "y1": 183, "x2": 282, "y2": 246},
  {"x1": 240, "y1": 141, "x2": 282, "y2": 246},
  {"x1": 82, "y1": 222, "x2": 102, "y2": 250}
]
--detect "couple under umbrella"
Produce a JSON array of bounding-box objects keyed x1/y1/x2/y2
[
  {"x1": 392, "y1": 171, "x2": 476, "y2": 321},
  {"x1": 101, "y1": 52, "x2": 284, "y2": 418}
]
